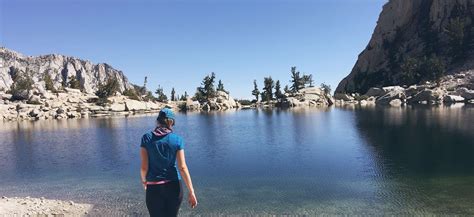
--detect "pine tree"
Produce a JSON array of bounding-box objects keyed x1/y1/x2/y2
[
  {"x1": 180, "y1": 93, "x2": 187, "y2": 101},
  {"x1": 274, "y1": 80, "x2": 284, "y2": 100},
  {"x1": 290, "y1": 67, "x2": 304, "y2": 92},
  {"x1": 43, "y1": 72, "x2": 55, "y2": 92},
  {"x1": 217, "y1": 79, "x2": 226, "y2": 92},
  {"x1": 261, "y1": 76, "x2": 274, "y2": 102},
  {"x1": 171, "y1": 88, "x2": 176, "y2": 101},
  {"x1": 155, "y1": 85, "x2": 168, "y2": 102},
  {"x1": 284, "y1": 85, "x2": 290, "y2": 94},
  {"x1": 138, "y1": 76, "x2": 148, "y2": 95},
  {"x1": 302, "y1": 74, "x2": 314, "y2": 87},
  {"x1": 195, "y1": 72, "x2": 216, "y2": 102},
  {"x1": 251, "y1": 80, "x2": 260, "y2": 102}
]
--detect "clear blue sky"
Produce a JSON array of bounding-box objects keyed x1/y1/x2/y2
[{"x1": 1, "y1": 0, "x2": 387, "y2": 99}]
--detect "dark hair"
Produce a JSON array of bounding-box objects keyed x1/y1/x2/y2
[{"x1": 157, "y1": 112, "x2": 175, "y2": 128}]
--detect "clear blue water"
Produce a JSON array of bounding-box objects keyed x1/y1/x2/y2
[{"x1": 0, "y1": 106, "x2": 473, "y2": 216}]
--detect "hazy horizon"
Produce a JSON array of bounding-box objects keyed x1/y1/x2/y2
[{"x1": 1, "y1": 0, "x2": 387, "y2": 99}]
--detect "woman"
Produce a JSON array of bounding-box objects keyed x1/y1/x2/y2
[{"x1": 140, "y1": 108, "x2": 197, "y2": 217}]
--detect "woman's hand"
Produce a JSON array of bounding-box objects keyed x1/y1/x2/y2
[
  {"x1": 142, "y1": 182, "x2": 147, "y2": 191},
  {"x1": 188, "y1": 192, "x2": 197, "y2": 208}
]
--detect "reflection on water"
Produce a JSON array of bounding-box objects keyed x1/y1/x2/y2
[
  {"x1": 0, "y1": 106, "x2": 473, "y2": 215},
  {"x1": 354, "y1": 105, "x2": 474, "y2": 175}
]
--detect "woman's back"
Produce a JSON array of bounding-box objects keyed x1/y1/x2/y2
[{"x1": 141, "y1": 132, "x2": 184, "y2": 182}]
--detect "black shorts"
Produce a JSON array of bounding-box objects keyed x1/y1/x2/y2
[{"x1": 146, "y1": 180, "x2": 183, "y2": 217}]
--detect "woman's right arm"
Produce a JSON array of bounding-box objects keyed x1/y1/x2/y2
[
  {"x1": 176, "y1": 150, "x2": 198, "y2": 208},
  {"x1": 140, "y1": 147, "x2": 148, "y2": 190}
]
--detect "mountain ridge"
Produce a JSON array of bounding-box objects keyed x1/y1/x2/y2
[{"x1": 0, "y1": 46, "x2": 134, "y2": 94}]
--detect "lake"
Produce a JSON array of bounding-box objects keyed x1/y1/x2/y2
[{"x1": 0, "y1": 105, "x2": 473, "y2": 216}]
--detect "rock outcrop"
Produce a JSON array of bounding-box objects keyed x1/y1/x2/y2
[
  {"x1": 336, "y1": 0, "x2": 474, "y2": 94},
  {"x1": 189, "y1": 90, "x2": 240, "y2": 111},
  {"x1": 334, "y1": 70, "x2": 474, "y2": 106},
  {"x1": 280, "y1": 87, "x2": 333, "y2": 108},
  {"x1": 0, "y1": 47, "x2": 133, "y2": 94}
]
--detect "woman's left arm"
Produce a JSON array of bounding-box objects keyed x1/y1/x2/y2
[{"x1": 140, "y1": 147, "x2": 148, "y2": 190}]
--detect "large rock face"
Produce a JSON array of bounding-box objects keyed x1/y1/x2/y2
[
  {"x1": 0, "y1": 47, "x2": 133, "y2": 93},
  {"x1": 336, "y1": 0, "x2": 474, "y2": 94}
]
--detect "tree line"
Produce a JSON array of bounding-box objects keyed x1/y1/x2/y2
[
  {"x1": 251, "y1": 67, "x2": 331, "y2": 102},
  {"x1": 7, "y1": 66, "x2": 331, "y2": 105}
]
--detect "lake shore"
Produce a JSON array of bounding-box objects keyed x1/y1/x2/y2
[{"x1": 0, "y1": 196, "x2": 92, "y2": 216}]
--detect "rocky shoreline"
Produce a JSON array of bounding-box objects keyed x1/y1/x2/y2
[
  {"x1": 0, "y1": 196, "x2": 92, "y2": 216},
  {"x1": 0, "y1": 87, "x2": 168, "y2": 122},
  {"x1": 0, "y1": 87, "x2": 245, "y2": 122},
  {"x1": 333, "y1": 71, "x2": 474, "y2": 107}
]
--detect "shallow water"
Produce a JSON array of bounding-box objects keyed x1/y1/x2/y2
[{"x1": 0, "y1": 105, "x2": 473, "y2": 216}]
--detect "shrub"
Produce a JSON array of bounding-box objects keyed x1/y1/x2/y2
[
  {"x1": 445, "y1": 17, "x2": 469, "y2": 60},
  {"x1": 421, "y1": 55, "x2": 445, "y2": 85},
  {"x1": 400, "y1": 55, "x2": 445, "y2": 86},
  {"x1": 95, "y1": 77, "x2": 119, "y2": 104},
  {"x1": 67, "y1": 75, "x2": 81, "y2": 89},
  {"x1": 155, "y1": 86, "x2": 167, "y2": 102},
  {"x1": 400, "y1": 57, "x2": 421, "y2": 85},
  {"x1": 10, "y1": 68, "x2": 34, "y2": 101},
  {"x1": 238, "y1": 99, "x2": 253, "y2": 106},
  {"x1": 144, "y1": 91, "x2": 157, "y2": 102},
  {"x1": 123, "y1": 88, "x2": 140, "y2": 100},
  {"x1": 43, "y1": 73, "x2": 56, "y2": 92},
  {"x1": 320, "y1": 83, "x2": 332, "y2": 95}
]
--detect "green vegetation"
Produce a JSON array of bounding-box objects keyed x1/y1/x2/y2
[
  {"x1": 289, "y1": 67, "x2": 314, "y2": 93},
  {"x1": 43, "y1": 73, "x2": 56, "y2": 92},
  {"x1": 180, "y1": 91, "x2": 188, "y2": 101},
  {"x1": 400, "y1": 57, "x2": 421, "y2": 85},
  {"x1": 320, "y1": 83, "x2": 331, "y2": 95},
  {"x1": 170, "y1": 87, "x2": 176, "y2": 101},
  {"x1": 217, "y1": 79, "x2": 227, "y2": 93},
  {"x1": 155, "y1": 85, "x2": 168, "y2": 102},
  {"x1": 194, "y1": 72, "x2": 217, "y2": 102},
  {"x1": 95, "y1": 77, "x2": 119, "y2": 104},
  {"x1": 134, "y1": 76, "x2": 148, "y2": 96},
  {"x1": 143, "y1": 91, "x2": 156, "y2": 102},
  {"x1": 9, "y1": 67, "x2": 34, "y2": 101},
  {"x1": 274, "y1": 80, "x2": 284, "y2": 100},
  {"x1": 445, "y1": 17, "x2": 472, "y2": 60},
  {"x1": 284, "y1": 85, "x2": 290, "y2": 94},
  {"x1": 302, "y1": 74, "x2": 314, "y2": 87},
  {"x1": 423, "y1": 55, "x2": 445, "y2": 85},
  {"x1": 67, "y1": 75, "x2": 81, "y2": 89},
  {"x1": 251, "y1": 80, "x2": 260, "y2": 102},
  {"x1": 261, "y1": 76, "x2": 274, "y2": 102},
  {"x1": 290, "y1": 67, "x2": 305, "y2": 93},
  {"x1": 400, "y1": 55, "x2": 445, "y2": 86},
  {"x1": 238, "y1": 99, "x2": 253, "y2": 106},
  {"x1": 123, "y1": 88, "x2": 140, "y2": 100}
]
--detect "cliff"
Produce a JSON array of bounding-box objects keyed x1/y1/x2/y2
[
  {"x1": 336, "y1": 0, "x2": 474, "y2": 94},
  {"x1": 0, "y1": 47, "x2": 133, "y2": 94}
]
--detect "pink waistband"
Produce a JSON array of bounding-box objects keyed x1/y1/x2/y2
[{"x1": 146, "y1": 180, "x2": 171, "y2": 185}]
